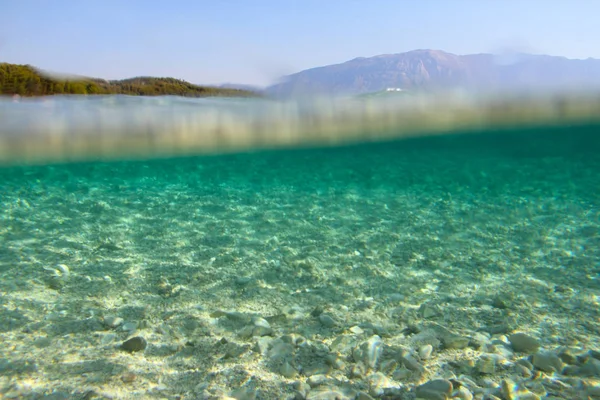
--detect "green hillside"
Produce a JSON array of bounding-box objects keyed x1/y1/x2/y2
[{"x1": 0, "y1": 63, "x2": 258, "y2": 97}]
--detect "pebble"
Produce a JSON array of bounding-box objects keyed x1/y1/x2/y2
[
  {"x1": 121, "y1": 336, "x2": 147, "y2": 353},
  {"x1": 419, "y1": 344, "x2": 433, "y2": 360},
  {"x1": 476, "y1": 355, "x2": 496, "y2": 374},
  {"x1": 453, "y1": 386, "x2": 473, "y2": 400},
  {"x1": 101, "y1": 333, "x2": 117, "y2": 345},
  {"x1": 532, "y1": 352, "x2": 564, "y2": 373},
  {"x1": 279, "y1": 361, "x2": 297, "y2": 378},
  {"x1": 443, "y1": 334, "x2": 470, "y2": 350},
  {"x1": 319, "y1": 314, "x2": 336, "y2": 328},
  {"x1": 349, "y1": 325, "x2": 364, "y2": 334},
  {"x1": 366, "y1": 372, "x2": 393, "y2": 396},
  {"x1": 415, "y1": 379, "x2": 453, "y2": 400},
  {"x1": 103, "y1": 315, "x2": 123, "y2": 328},
  {"x1": 508, "y1": 333, "x2": 540, "y2": 353},
  {"x1": 306, "y1": 386, "x2": 351, "y2": 400},
  {"x1": 353, "y1": 335, "x2": 383, "y2": 369},
  {"x1": 307, "y1": 374, "x2": 328, "y2": 387},
  {"x1": 121, "y1": 322, "x2": 138, "y2": 332}
]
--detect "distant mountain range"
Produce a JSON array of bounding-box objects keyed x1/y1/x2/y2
[{"x1": 267, "y1": 49, "x2": 600, "y2": 96}]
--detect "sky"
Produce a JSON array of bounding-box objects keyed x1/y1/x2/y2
[{"x1": 2, "y1": 1, "x2": 598, "y2": 86}]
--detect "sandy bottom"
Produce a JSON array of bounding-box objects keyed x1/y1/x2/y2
[{"x1": 0, "y1": 130, "x2": 599, "y2": 399}]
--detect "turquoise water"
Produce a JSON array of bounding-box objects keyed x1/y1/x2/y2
[{"x1": 0, "y1": 107, "x2": 599, "y2": 398}]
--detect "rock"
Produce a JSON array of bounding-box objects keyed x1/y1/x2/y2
[
  {"x1": 254, "y1": 337, "x2": 273, "y2": 355},
  {"x1": 280, "y1": 361, "x2": 298, "y2": 378},
  {"x1": 349, "y1": 325, "x2": 364, "y2": 334},
  {"x1": 419, "y1": 303, "x2": 439, "y2": 319},
  {"x1": 353, "y1": 335, "x2": 383, "y2": 369},
  {"x1": 307, "y1": 374, "x2": 328, "y2": 387},
  {"x1": 502, "y1": 378, "x2": 541, "y2": 400},
  {"x1": 454, "y1": 386, "x2": 473, "y2": 400},
  {"x1": 572, "y1": 357, "x2": 600, "y2": 377},
  {"x1": 492, "y1": 297, "x2": 509, "y2": 309},
  {"x1": 121, "y1": 336, "x2": 147, "y2": 353},
  {"x1": 356, "y1": 392, "x2": 374, "y2": 400},
  {"x1": 293, "y1": 381, "x2": 311, "y2": 399},
  {"x1": 306, "y1": 386, "x2": 352, "y2": 400},
  {"x1": 121, "y1": 321, "x2": 138, "y2": 332},
  {"x1": 101, "y1": 333, "x2": 117, "y2": 345},
  {"x1": 476, "y1": 355, "x2": 496, "y2": 374},
  {"x1": 442, "y1": 334, "x2": 470, "y2": 350},
  {"x1": 367, "y1": 372, "x2": 393, "y2": 396},
  {"x1": 319, "y1": 314, "x2": 336, "y2": 328},
  {"x1": 415, "y1": 379, "x2": 453, "y2": 400},
  {"x1": 557, "y1": 347, "x2": 577, "y2": 365},
  {"x1": 532, "y1": 352, "x2": 564, "y2": 373},
  {"x1": 419, "y1": 344, "x2": 433, "y2": 360},
  {"x1": 350, "y1": 363, "x2": 365, "y2": 378},
  {"x1": 508, "y1": 333, "x2": 540, "y2": 353},
  {"x1": 253, "y1": 325, "x2": 273, "y2": 337},
  {"x1": 103, "y1": 315, "x2": 123, "y2": 328},
  {"x1": 401, "y1": 351, "x2": 425, "y2": 373}
]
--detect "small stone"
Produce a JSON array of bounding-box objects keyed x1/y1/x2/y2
[
  {"x1": 238, "y1": 325, "x2": 255, "y2": 339},
  {"x1": 103, "y1": 316, "x2": 123, "y2": 328},
  {"x1": 557, "y1": 347, "x2": 577, "y2": 365},
  {"x1": 367, "y1": 372, "x2": 393, "y2": 396},
  {"x1": 476, "y1": 355, "x2": 496, "y2": 374},
  {"x1": 492, "y1": 297, "x2": 508, "y2": 309},
  {"x1": 356, "y1": 392, "x2": 374, "y2": 400},
  {"x1": 121, "y1": 372, "x2": 136, "y2": 383},
  {"x1": 121, "y1": 336, "x2": 147, "y2": 353},
  {"x1": 508, "y1": 333, "x2": 540, "y2": 353},
  {"x1": 401, "y1": 352, "x2": 424, "y2": 372},
  {"x1": 279, "y1": 361, "x2": 297, "y2": 378},
  {"x1": 305, "y1": 386, "x2": 348, "y2": 400},
  {"x1": 349, "y1": 325, "x2": 364, "y2": 334},
  {"x1": 419, "y1": 344, "x2": 433, "y2": 360},
  {"x1": 416, "y1": 379, "x2": 453, "y2": 400},
  {"x1": 353, "y1": 335, "x2": 383, "y2": 369},
  {"x1": 121, "y1": 322, "x2": 138, "y2": 332},
  {"x1": 351, "y1": 363, "x2": 365, "y2": 378},
  {"x1": 454, "y1": 386, "x2": 473, "y2": 400},
  {"x1": 253, "y1": 325, "x2": 273, "y2": 337},
  {"x1": 254, "y1": 337, "x2": 273, "y2": 355},
  {"x1": 572, "y1": 357, "x2": 600, "y2": 377},
  {"x1": 443, "y1": 334, "x2": 470, "y2": 350},
  {"x1": 293, "y1": 381, "x2": 311, "y2": 399},
  {"x1": 101, "y1": 333, "x2": 117, "y2": 345},
  {"x1": 419, "y1": 304, "x2": 439, "y2": 319},
  {"x1": 515, "y1": 364, "x2": 533, "y2": 378},
  {"x1": 33, "y1": 337, "x2": 52, "y2": 348},
  {"x1": 251, "y1": 316, "x2": 271, "y2": 329},
  {"x1": 532, "y1": 352, "x2": 564, "y2": 373},
  {"x1": 319, "y1": 314, "x2": 336, "y2": 328},
  {"x1": 307, "y1": 374, "x2": 328, "y2": 387}
]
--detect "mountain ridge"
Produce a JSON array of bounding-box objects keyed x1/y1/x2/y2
[{"x1": 267, "y1": 49, "x2": 600, "y2": 96}]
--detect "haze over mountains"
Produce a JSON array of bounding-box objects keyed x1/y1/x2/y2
[{"x1": 267, "y1": 49, "x2": 600, "y2": 96}]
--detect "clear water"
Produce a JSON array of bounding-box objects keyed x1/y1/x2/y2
[{"x1": 0, "y1": 97, "x2": 599, "y2": 398}]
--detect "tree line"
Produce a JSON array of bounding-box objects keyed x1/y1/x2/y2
[{"x1": 0, "y1": 63, "x2": 258, "y2": 97}]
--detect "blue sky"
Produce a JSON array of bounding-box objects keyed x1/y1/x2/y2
[{"x1": 2, "y1": 1, "x2": 597, "y2": 86}]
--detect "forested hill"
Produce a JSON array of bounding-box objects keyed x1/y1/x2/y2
[{"x1": 0, "y1": 63, "x2": 259, "y2": 97}]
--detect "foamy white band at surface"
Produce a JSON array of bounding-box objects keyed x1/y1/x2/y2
[{"x1": 0, "y1": 92, "x2": 599, "y2": 165}]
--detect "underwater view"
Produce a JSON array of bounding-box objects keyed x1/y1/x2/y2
[{"x1": 0, "y1": 95, "x2": 599, "y2": 399}]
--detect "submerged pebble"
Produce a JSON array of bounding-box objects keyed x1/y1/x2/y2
[{"x1": 121, "y1": 337, "x2": 147, "y2": 353}]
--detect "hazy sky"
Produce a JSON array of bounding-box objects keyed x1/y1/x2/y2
[{"x1": 2, "y1": 1, "x2": 597, "y2": 86}]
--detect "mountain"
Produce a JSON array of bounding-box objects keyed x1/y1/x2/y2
[{"x1": 267, "y1": 49, "x2": 600, "y2": 96}]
